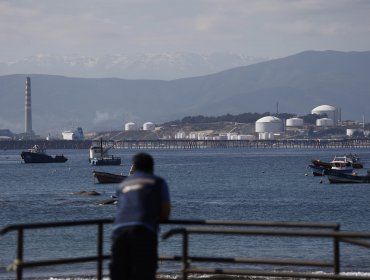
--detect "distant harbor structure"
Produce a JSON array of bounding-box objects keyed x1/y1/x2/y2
[
  {"x1": 62, "y1": 127, "x2": 84, "y2": 140},
  {"x1": 25, "y1": 77, "x2": 33, "y2": 136}
]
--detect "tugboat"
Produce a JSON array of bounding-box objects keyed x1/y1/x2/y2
[
  {"x1": 21, "y1": 145, "x2": 68, "y2": 163},
  {"x1": 89, "y1": 138, "x2": 121, "y2": 166}
]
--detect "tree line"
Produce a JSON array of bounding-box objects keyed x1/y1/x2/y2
[{"x1": 163, "y1": 112, "x2": 325, "y2": 125}]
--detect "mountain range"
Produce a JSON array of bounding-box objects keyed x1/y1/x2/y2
[
  {"x1": 0, "y1": 50, "x2": 369, "y2": 136},
  {"x1": 0, "y1": 53, "x2": 265, "y2": 80}
]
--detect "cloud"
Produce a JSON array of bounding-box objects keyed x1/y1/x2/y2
[
  {"x1": 0, "y1": 117, "x2": 22, "y2": 132},
  {"x1": 1, "y1": 0, "x2": 370, "y2": 60},
  {"x1": 93, "y1": 111, "x2": 119, "y2": 124}
]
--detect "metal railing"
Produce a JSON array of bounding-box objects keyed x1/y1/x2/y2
[{"x1": 1, "y1": 219, "x2": 370, "y2": 280}]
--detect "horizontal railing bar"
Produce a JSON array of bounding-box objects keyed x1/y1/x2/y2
[
  {"x1": 163, "y1": 227, "x2": 370, "y2": 239},
  {"x1": 21, "y1": 254, "x2": 332, "y2": 269},
  {"x1": 185, "y1": 256, "x2": 333, "y2": 267},
  {"x1": 159, "y1": 255, "x2": 182, "y2": 261},
  {"x1": 0, "y1": 219, "x2": 340, "y2": 235},
  {"x1": 21, "y1": 255, "x2": 110, "y2": 268},
  {"x1": 165, "y1": 219, "x2": 340, "y2": 229},
  {"x1": 0, "y1": 219, "x2": 113, "y2": 235},
  {"x1": 186, "y1": 267, "x2": 370, "y2": 280},
  {"x1": 341, "y1": 238, "x2": 370, "y2": 248}
]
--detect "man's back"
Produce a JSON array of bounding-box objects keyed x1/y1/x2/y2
[{"x1": 114, "y1": 171, "x2": 169, "y2": 233}]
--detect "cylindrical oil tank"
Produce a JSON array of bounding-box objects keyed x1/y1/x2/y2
[
  {"x1": 143, "y1": 122, "x2": 155, "y2": 131},
  {"x1": 125, "y1": 122, "x2": 137, "y2": 131},
  {"x1": 316, "y1": 118, "x2": 334, "y2": 127},
  {"x1": 286, "y1": 117, "x2": 303, "y2": 127},
  {"x1": 255, "y1": 116, "x2": 283, "y2": 133},
  {"x1": 312, "y1": 105, "x2": 337, "y2": 124}
]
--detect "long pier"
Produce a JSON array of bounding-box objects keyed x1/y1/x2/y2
[{"x1": 1, "y1": 138, "x2": 370, "y2": 150}]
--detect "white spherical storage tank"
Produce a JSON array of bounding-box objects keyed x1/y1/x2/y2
[
  {"x1": 311, "y1": 105, "x2": 338, "y2": 124},
  {"x1": 143, "y1": 122, "x2": 155, "y2": 131},
  {"x1": 286, "y1": 118, "x2": 303, "y2": 127},
  {"x1": 125, "y1": 122, "x2": 137, "y2": 131},
  {"x1": 316, "y1": 118, "x2": 334, "y2": 127},
  {"x1": 346, "y1": 129, "x2": 357, "y2": 137},
  {"x1": 255, "y1": 116, "x2": 283, "y2": 133}
]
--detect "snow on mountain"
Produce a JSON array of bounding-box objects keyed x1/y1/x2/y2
[{"x1": 0, "y1": 53, "x2": 266, "y2": 80}]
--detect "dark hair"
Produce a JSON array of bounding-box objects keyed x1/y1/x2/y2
[{"x1": 132, "y1": 153, "x2": 154, "y2": 173}]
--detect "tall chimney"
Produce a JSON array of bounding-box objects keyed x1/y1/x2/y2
[{"x1": 25, "y1": 77, "x2": 32, "y2": 134}]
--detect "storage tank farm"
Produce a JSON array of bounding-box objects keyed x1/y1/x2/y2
[
  {"x1": 255, "y1": 116, "x2": 283, "y2": 140},
  {"x1": 311, "y1": 105, "x2": 338, "y2": 126}
]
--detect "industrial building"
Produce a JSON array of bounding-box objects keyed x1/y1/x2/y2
[{"x1": 62, "y1": 127, "x2": 84, "y2": 140}]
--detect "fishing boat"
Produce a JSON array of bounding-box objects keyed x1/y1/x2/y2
[
  {"x1": 330, "y1": 156, "x2": 354, "y2": 173},
  {"x1": 89, "y1": 138, "x2": 121, "y2": 166},
  {"x1": 309, "y1": 154, "x2": 362, "y2": 176},
  {"x1": 93, "y1": 170, "x2": 126, "y2": 184},
  {"x1": 324, "y1": 169, "x2": 370, "y2": 184},
  {"x1": 21, "y1": 145, "x2": 68, "y2": 163}
]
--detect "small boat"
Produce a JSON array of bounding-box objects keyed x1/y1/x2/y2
[
  {"x1": 21, "y1": 145, "x2": 68, "y2": 163},
  {"x1": 330, "y1": 156, "x2": 354, "y2": 174},
  {"x1": 89, "y1": 138, "x2": 121, "y2": 166},
  {"x1": 309, "y1": 154, "x2": 362, "y2": 176},
  {"x1": 93, "y1": 170, "x2": 126, "y2": 184},
  {"x1": 324, "y1": 169, "x2": 370, "y2": 184},
  {"x1": 309, "y1": 159, "x2": 332, "y2": 176}
]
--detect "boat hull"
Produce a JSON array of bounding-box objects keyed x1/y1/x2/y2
[
  {"x1": 90, "y1": 157, "x2": 121, "y2": 166},
  {"x1": 308, "y1": 164, "x2": 326, "y2": 176},
  {"x1": 21, "y1": 151, "x2": 68, "y2": 163},
  {"x1": 93, "y1": 171, "x2": 126, "y2": 183},
  {"x1": 324, "y1": 170, "x2": 370, "y2": 184}
]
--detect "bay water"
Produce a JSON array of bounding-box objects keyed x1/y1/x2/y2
[{"x1": 1, "y1": 147, "x2": 370, "y2": 279}]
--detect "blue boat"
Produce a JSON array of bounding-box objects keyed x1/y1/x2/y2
[{"x1": 324, "y1": 169, "x2": 370, "y2": 184}]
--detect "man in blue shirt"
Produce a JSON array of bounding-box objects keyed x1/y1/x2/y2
[{"x1": 110, "y1": 153, "x2": 171, "y2": 280}]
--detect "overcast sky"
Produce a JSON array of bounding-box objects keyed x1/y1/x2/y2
[{"x1": 1, "y1": 0, "x2": 370, "y2": 61}]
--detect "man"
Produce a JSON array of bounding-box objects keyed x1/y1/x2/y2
[{"x1": 110, "y1": 153, "x2": 171, "y2": 280}]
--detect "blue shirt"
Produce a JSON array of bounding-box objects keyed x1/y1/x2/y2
[{"x1": 113, "y1": 171, "x2": 170, "y2": 233}]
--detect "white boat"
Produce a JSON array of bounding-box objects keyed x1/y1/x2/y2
[
  {"x1": 309, "y1": 154, "x2": 362, "y2": 176},
  {"x1": 329, "y1": 156, "x2": 353, "y2": 174},
  {"x1": 89, "y1": 138, "x2": 121, "y2": 166}
]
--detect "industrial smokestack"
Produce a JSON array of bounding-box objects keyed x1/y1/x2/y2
[{"x1": 25, "y1": 76, "x2": 32, "y2": 134}]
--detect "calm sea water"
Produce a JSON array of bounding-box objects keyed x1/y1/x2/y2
[{"x1": 1, "y1": 147, "x2": 370, "y2": 279}]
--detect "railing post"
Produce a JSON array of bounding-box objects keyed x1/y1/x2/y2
[
  {"x1": 97, "y1": 223, "x2": 103, "y2": 280},
  {"x1": 16, "y1": 228, "x2": 24, "y2": 280},
  {"x1": 182, "y1": 231, "x2": 189, "y2": 280},
  {"x1": 333, "y1": 225, "x2": 340, "y2": 274},
  {"x1": 333, "y1": 236, "x2": 340, "y2": 274}
]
